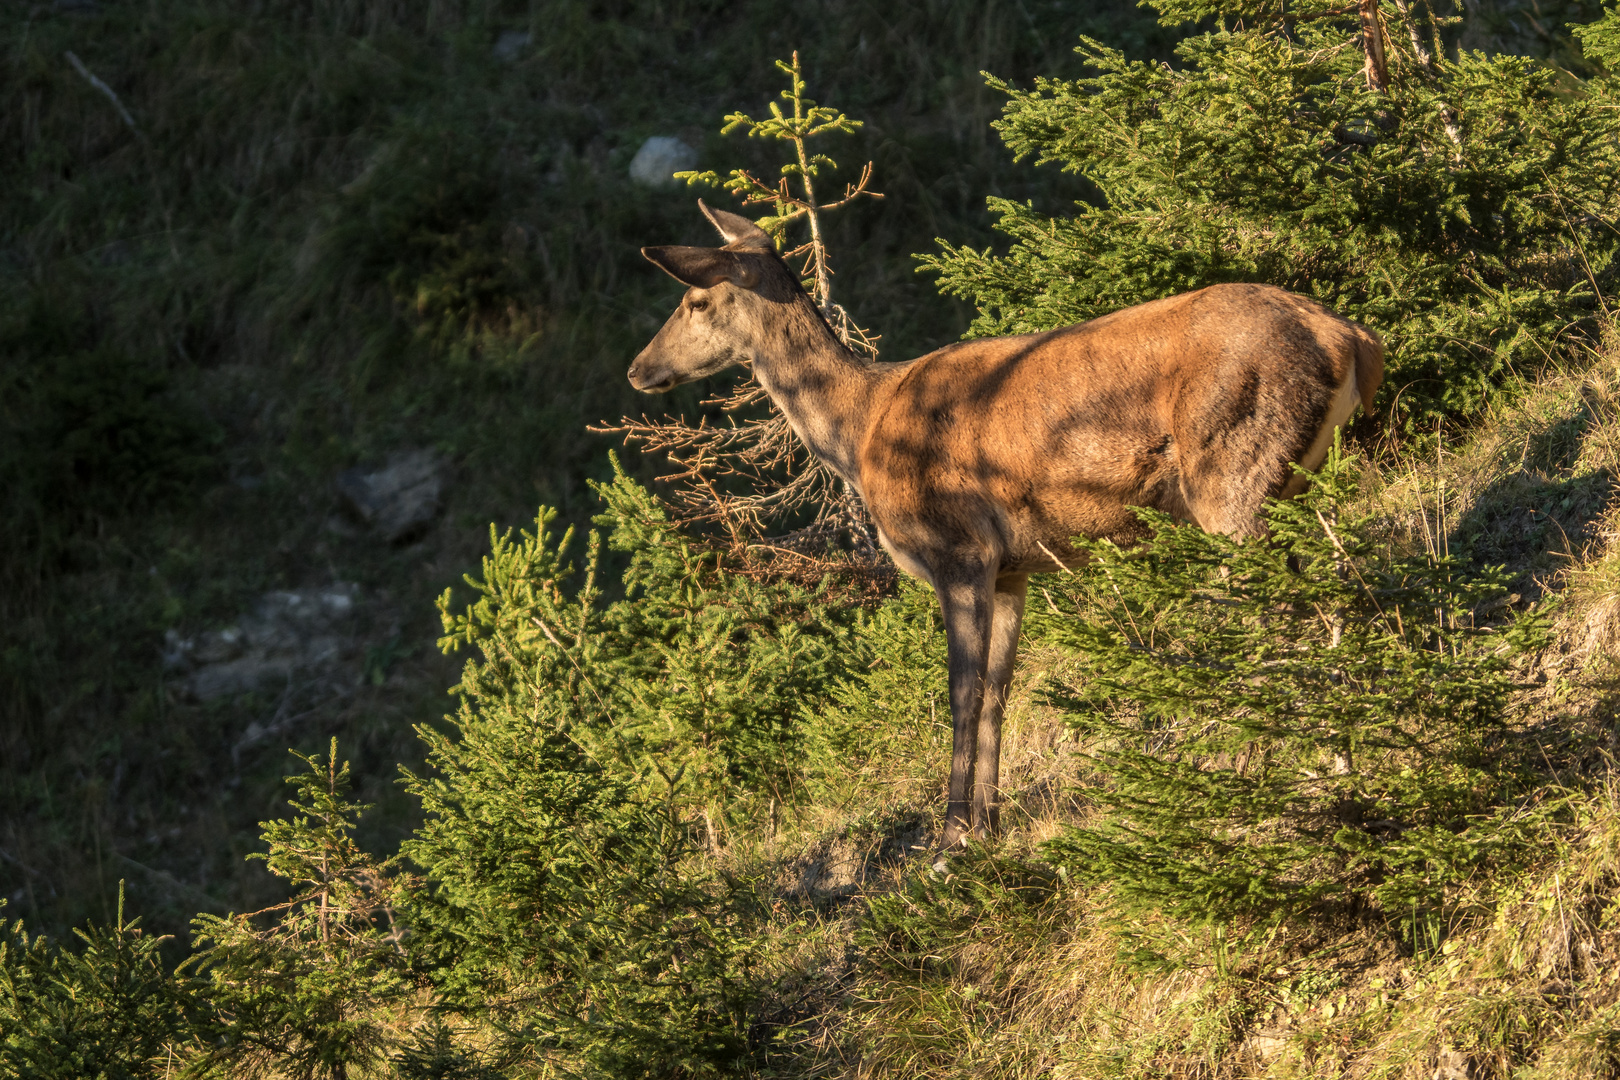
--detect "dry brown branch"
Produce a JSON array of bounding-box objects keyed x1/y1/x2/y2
[
  {"x1": 592, "y1": 304, "x2": 891, "y2": 589},
  {"x1": 1359, "y1": 0, "x2": 1391, "y2": 93}
]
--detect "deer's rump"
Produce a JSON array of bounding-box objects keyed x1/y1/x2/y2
[{"x1": 858, "y1": 283, "x2": 1382, "y2": 572}]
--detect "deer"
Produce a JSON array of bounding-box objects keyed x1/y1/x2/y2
[{"x1": 628, "y1": 200, "x2": 1384, "y2": 849}]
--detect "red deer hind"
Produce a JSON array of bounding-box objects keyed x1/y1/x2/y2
[{"x1": 629, "y1": 201, "x2": 1384, "y2": 848}]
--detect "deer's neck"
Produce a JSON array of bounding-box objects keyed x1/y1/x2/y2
[{"x1": 749, "y1": 301, "x2": 878, "y2": 490}]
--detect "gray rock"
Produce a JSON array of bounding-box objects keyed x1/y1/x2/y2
[
  {"x1": 492, "y1": 30, "x2": 532, "y2": 61},
  {"x1": 323, "y1": 514, "x2": 361, "y2": 538},
  {"x1": 336, "y1": 449, "x2": 445, "y2": 543},
  {"x1": 166, "y1": 583, "x2": 361, "y2": 702},
  {"x1": 162, "y1": 629, "x2": 193, "y2": 671},
  {"x1": 1432, "y1": 1049, "x2": 1471, "y2": 1080},
  {"x1": 191, "y1": 626, "x2": 245, "y2": 665},
  {"x1": 629, "y1": 136, "x2": 698, "y2": 187},
  {"x1": 189, "y1": 656, "x2": 294, "y2": 702}
]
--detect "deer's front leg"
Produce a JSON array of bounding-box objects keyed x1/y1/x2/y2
[
  {"x1": 937, "y1": 568, "x2": 995, "y2": 849},
  {"x1": 972, "y1": 574, "x2": 1028, "y2": 839}
]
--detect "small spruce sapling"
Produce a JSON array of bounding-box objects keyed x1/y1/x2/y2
[
  {"x1": 406, "y1": 471, "x2": 857, "y2": 1075},
  {"x1": 186, "y1": 740, "x2": 412, "y2": 1079},
  {"x1": 1037, "y1": 442, "x2": 1549, "y2": 949},
  {"x1": 593, "y1": 461, "x2": 857, "y2": 831},
  {"x1": 0, "y1": 883, "x2": 201, "y2": 1080},
  {"x1": 596, "y1": 54, "x2": 887, "y2": 572},
  {"x1": 676, "y1": 51, "x2": 881, "y2": 334}
]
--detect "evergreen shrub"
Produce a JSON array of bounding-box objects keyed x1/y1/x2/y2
[
  {"x1": 1036, "y1": 446, "x2": 1550, "y2": 950},
  {"x1": 401, "y1": 459, "x2": 877, "y2": 1075},
  {"x1": 0, "y1": 886, "x2": 200, "y2": 1080},
  {"x1": 805, "y1": 578, "x2": 950, "y2": 805},
  {"x1": 185, "y1": 742, "x2": 414, "y2": 1079},
  {"x1": 924, "y1": 0, "x2": 1620, "y2": 425},
  {"x1": 3, "y1": 448, "x2": 913, "y2": 1077},
  {"x1": 1576, "y1": 0, "x2": 1620, "y2": 68}
]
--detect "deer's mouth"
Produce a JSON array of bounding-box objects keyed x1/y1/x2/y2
[{"x1": 627, "y1": 366, "x2": 678, "y2": 393}]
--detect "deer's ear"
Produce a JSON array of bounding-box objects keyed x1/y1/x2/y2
[
  {"x1": 642, "y1": 246, "x2": 760, "y2": 289},
  {"x1": 699, "y1": 199, "x2": 773, "y2": 250}
]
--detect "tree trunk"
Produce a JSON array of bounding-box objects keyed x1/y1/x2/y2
[{"x1": 1360, "y1": 0, "x2": 1390, "y2": 92}]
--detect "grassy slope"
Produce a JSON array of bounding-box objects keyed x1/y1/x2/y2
[{"x1": 744, "y1": 348, "x2": 1620, "y2": 1077}]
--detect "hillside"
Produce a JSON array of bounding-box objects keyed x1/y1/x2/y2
[
  {"x1": 2, "y1": 0, "x2": 1177, "y2": 941},
  {"x1": 5, "y1": 0, "x2": 1620, "y2": 1077}
]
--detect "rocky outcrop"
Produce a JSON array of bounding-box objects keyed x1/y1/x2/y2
[
  {"x1": 629, "y1": 136, "x2": 697, "y2": 187},
  {"x1": 162, "y1": 584, "x2": 360, "y2": 703}
]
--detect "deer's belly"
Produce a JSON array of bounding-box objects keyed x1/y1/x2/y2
[{"x1": 873, "y1": 524, "x2": 936, "y2": 587}]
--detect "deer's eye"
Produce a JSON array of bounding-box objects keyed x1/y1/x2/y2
[{"x1": 688, "y1": 298, "x2": 709, "y2": 313}]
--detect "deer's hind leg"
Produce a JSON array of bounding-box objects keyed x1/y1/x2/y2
[
  {"x1": 971, "y1": 574, "x2": 1028, "y2": 839},
  {"x1": 1176, "y1": 358, "x2": 1361, "y2": 539}
]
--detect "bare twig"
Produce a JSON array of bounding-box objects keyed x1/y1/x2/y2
[
  {"x1": 1386, "y1": 0, "x2": 1464, "y2": 154},
  {"x1": 65, "y1": 51, "x2": 141, "y2": 136},
  {"x1": 65, "y1": 51, "x2": 182, "y2": 259},
  {"x1": 1389, "y1": 0, "x2": 1435, "y2": 72}
]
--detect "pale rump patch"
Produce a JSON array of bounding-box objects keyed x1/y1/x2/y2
[{"x1": 1280, "y1": 365, "x2": 1360, "y2": 498}]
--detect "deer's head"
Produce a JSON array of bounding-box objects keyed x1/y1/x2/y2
[{"x1": 629, "y1": 201, "x2": 791, "y2": 393}]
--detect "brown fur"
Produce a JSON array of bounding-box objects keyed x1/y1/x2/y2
[{"x1": 631, "y1": 202, "x2": 1384, "y2": 847}]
